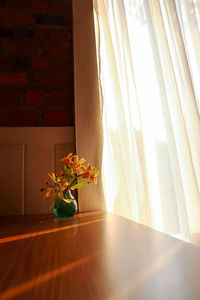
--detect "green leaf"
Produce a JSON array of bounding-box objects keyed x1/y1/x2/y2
[
  {"x1": 71, "y1": 182, "x2": 89, "y2": 190},
  {"x1": 63, "y1": 164, "x2": 72, "y2": 175},
  {"x1": 68, "y1": 176, "x2": 75, "y2": 185}
]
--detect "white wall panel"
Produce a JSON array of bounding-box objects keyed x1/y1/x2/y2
[
  {"x1": 0, "y1": 127, "x2": 75, "y2": 215},
  {"x1": 0, "y1": 144, "x2": 25, "y2": 215}
]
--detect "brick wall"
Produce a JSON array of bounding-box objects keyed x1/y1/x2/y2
[{"x1": 0, "y1": 0, "x2": 74, "y2": 126}]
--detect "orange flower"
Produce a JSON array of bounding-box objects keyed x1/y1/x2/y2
[
  {"x1": 79, "y1": 164, "x2": 91, "y2": 179},
  {"x1": 61, "y1": 153, "x2": 73, "y2": 167},
  {"x1": 41, "y1": 153, "x2": 99, "y2": 210},
  {"x1": 59, "y1": 169, "x2": 64, "y2": 177},
  {"x1": 62, "y1": 154, "x2": 86, "y2": 173},
  {"x1": 79, "y1": 164, "x2": 99, "y2": 183},
  {"x1": 71, "y1": 156, "x2": 86, "y2": 172}
]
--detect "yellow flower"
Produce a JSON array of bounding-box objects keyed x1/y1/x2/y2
[
  {"x1": 79, "y1": 164, "x2": 99, "y2": 183},
  {"x1": 89, "y1": 167, "x2": 99, "y2": 183},
  {"x1": 48, "y1": 172, "x2": 61, "y2": 184},
  {"x1": 43, "y1": 188, "x2": 57, "y2": 209},
  {"x1": 69, "y1": 155, "x2": 86, "y2": 173},
  {"x1": 60, "y1": 177, "x2": 69, "y2": 191}
]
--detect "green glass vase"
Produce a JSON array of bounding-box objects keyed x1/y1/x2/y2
[{"x1": 54, "y1": 189, "x2": 77, "y2": 218}]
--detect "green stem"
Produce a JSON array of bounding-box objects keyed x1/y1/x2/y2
[{"x1": 68, "y1": 178, "x2": 78, "y2": 190}]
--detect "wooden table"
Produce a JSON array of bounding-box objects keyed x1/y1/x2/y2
[{"x1": 0, "y1": 211, "x2": 200, "y2": 300}]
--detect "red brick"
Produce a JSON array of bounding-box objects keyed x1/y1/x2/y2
[
  {"x1": 49, "y1": 1, "x2": 68, "y2": 13},
  {"x1": 0, "y1": 25, "x2": 14, "y2": 37},
  {"x1": 49, "y1": 29, "x2": 70, "y2": 41},
  {"x1": 44, "y1": 110, "x2": 70, "y2": 125},
  {"x1": 0, "y1": 72, "x2": 28, "y2": 86},
  {"x1": 3, "y1": 41, "x2": 18, "y2": 54},
  {"x1": 0, "y1": 90, "x2": 21, "y2": 106},
  {"x1": 43, "y1": 41, "x2": 71, "y2": 56},
  {"x1": 0, "y1": 56, "x2": 10, "y2": 70},
  {"x1": 32, "y1": 0, "x2": 48, "y2": 12},
  {"x1": 10, "y1": 56, "x2": 29, "y2": 71},
  {"x1": 63, "y1": 15, "x2": 72, "y2": 26},
  {"x1": 49, "y1": 57, "x2": 69, "y2": 71},
  {"x1": 3, "y1": 41, "x2": 38, "y2": 55},
  {"x1": 0, "y1": 9, "x2": 12, "y2": 22},
  {"x1": 33, "y1": 72, "x2": 72, "y2": 88},
  {"x1": 17, "y1": 27, "x2": 34, "y2": 38},
  {"x1": 26, "y1": 90, "x2": 45, "y2": 105},
  {"x1": 0, "y1": 109, "x2": 41, "y2": 125},
  {"x1": 0, "y1": 0, "x2": 11, "y2": 7},
  {"x1": 35, "y1": 27, "x2": 48, "y2": 40},
  {"x1": 32, "y1": 57, "x2": 48, "y2": 70},
  {"x1": 12, "y1": 11, "x2": 33, "y2": 24},
  {"x1": 49, "y1": 90, "x2": 71, "y2": 105},
  {"x1": 35, "y1": 14, "x2": 64, "y2": 26},
  {"x1": 0, "y1": 9, "x2": 33, "y2": 24},
  {"x1": 12, "y1": 0, "x2": 30, "y2": 9}
]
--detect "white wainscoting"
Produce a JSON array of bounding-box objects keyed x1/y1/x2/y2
[{"x1": 0, "y1": 127, "x2": 75, "y2": 215}]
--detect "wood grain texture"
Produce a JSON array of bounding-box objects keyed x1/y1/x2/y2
[{"x1": 0, "y1": 211, "x2": 200, "y2": 300}]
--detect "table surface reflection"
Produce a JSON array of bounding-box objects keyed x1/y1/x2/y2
[{"x1": 0, "y1": 211, "x2": 200, "y2": 300}]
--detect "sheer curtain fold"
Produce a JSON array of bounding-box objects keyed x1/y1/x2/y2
[{"x1": 93, "y1": 0, "x2": 200, "y2": 242}]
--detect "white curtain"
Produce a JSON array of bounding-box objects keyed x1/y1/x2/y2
[{"x1": 93, "y1": 0, "x2": 200, "y2": 243}]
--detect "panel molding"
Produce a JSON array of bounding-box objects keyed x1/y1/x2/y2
[
  {"x1": 0, "y1": 127, "x2": 75, "y2": 215},
  {"x1": 0, "y1": 143, "x2": 25, "y2": 215},
  {"x1": 21, "y1": 144, "x2": 25, "y2": 215}
]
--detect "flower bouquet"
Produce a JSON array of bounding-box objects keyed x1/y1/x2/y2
[{"x1": 41, "y1": 153, "x2": 99, "y2": 218}]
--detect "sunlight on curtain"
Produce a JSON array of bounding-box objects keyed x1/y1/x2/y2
[{"x1": 93, "y1": 0, "x2": 200, "y2": 243}]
